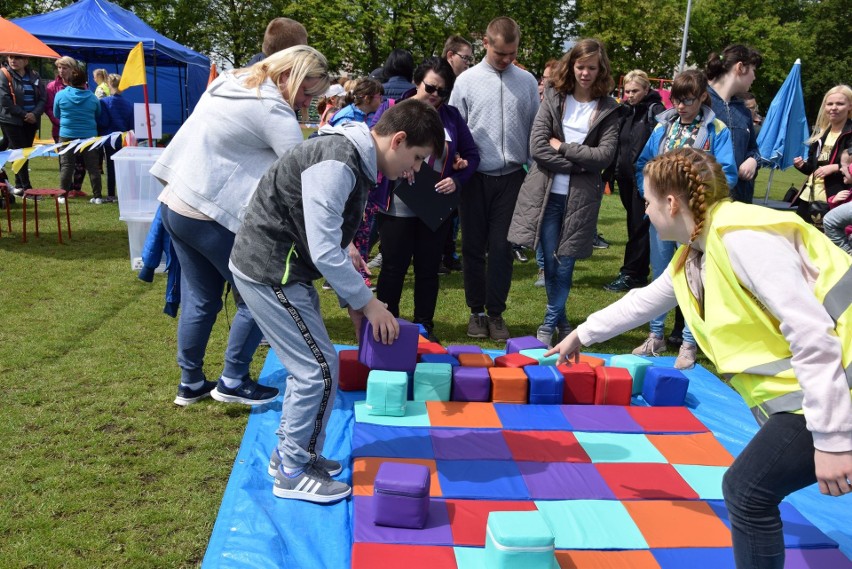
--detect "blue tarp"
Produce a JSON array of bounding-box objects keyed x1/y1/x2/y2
[
  {"x1": 203, "y1": 349, "x2": 852, "y2": 567},
  {"x1": 13, "y1": 0, "x2": 210, "y2": 135}
]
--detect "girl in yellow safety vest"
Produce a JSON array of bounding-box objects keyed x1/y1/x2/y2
[{"x1": 548, "y1": 146, "x2": 852, "y2": 569}]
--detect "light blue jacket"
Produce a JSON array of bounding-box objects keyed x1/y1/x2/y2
[{"x1": 636, "y1": 106, "x2": 738, "y2": 196}]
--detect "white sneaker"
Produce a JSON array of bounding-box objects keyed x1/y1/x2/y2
[
  {"x1": 674, "y1": 342, "x2": 697, "y2": 370},
  {"x1": 58, "y1": 197, "x2": 66, "y2": 204},
  {"x1": 632, "y1": 333, "x2": 667, "y2": 356},
  {"x1": 90, "y1": 197, "x2": 103, "y2": 205},
  {"x1": 11, "y1": 187, "x2": 24, "y2": 196},
  {"x1": 367, "y1": 252, "x2": 383, "y2": 270}
]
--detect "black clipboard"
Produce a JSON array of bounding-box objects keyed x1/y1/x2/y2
[{"x1": 393, "y1": 167, "x2": 459, "y2": 232}]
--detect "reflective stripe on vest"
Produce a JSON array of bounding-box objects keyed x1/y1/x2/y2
[{"x1": 670, "y1": 201, "x2": 852, "y2": 425}]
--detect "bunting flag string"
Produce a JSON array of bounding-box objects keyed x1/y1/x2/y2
[{"x1": 1, "y1": 131, "x2": 135, "y2": 173}]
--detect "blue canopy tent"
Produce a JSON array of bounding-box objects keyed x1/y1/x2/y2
[{"x1": 14, "y1": 0, "x2": 210, "y2": 137}]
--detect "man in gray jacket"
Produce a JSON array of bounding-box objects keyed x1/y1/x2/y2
[{"x1": 448, "y1": 16, "x2": 539, "y2": 341}]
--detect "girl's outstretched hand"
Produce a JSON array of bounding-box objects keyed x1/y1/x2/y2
[{"x1": 544, "y1": 329, "x2": 582, "y2": 365}]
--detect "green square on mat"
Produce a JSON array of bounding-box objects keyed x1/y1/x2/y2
[
  {"x1": 353, "y1": 400, "x2": 431, "y2": 427},
  {"x1": 535, "y1": 500, "x2": 649, "y2": 550},
  {"x1": 674, "y1": 464, "x2": 728, "y2": 500},
  {"x1": 573, "y1": 431, "x2": 668, "y2": 463},
  {"x1": 453, "y1": 546, "x2": 560, "y2": 569}
]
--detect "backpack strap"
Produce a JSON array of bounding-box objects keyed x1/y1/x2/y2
[{"x1": 1, "y1": 67, "x2": 16, "y2": 106}]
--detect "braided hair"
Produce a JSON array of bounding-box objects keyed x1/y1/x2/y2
[{"x1": 643, "y1": 147, "x2": 729, "y2": 272}]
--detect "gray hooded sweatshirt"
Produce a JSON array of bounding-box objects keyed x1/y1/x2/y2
[{"x1": 230, "y1": 122, "x2": 377, "y2": 311}]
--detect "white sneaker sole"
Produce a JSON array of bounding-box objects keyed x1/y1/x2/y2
[
  {"x1": 210, "y1": 389, "x2": 276, "y2": 405},
  {"x1": 272, "y1": 485, "x2": 351, "y2": 503},
  {"x1": 173, "y1": 393, "x2": 212, "y2": 406}
]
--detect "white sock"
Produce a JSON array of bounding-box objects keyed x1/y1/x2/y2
[
  {"x1": 220, "y1": 375, "x2": 243, "y2": 389},
  {"x1": 282, "y1": 465, "x2": 304, "y2": 477},
  {"x1": 181, "y1": 380, "x2": 204, "y2": 390}
]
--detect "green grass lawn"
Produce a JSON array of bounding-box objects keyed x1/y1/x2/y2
[{"x1": 0, "y1": 154, "x2": 805, "y2": 567}]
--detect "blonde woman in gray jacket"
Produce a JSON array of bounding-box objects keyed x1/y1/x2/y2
[{"x1": 508, "y1": 39, "x2": 620, "y2": 348}]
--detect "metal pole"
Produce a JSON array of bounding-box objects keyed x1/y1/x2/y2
[{"x1": 678, "y1": 0, "x2": 693, "y2": 74}]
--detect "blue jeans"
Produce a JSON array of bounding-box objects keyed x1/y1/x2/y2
[
  {"x1": 723, "y1": 413, "x2": 817, "y2": 569},
  {"x1": 160, "y1": 206, "x2": 262, "y2": 384},
  {"x1": 649, "y1": 224, "x2": 695, "y2": 343},
  {"x1": 540, "y1": 194, "x2": 576, "y2": 329}
]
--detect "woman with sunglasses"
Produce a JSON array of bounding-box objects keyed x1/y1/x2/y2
[
  {"x1": 369, "y1": 57, "x2": 480, "y2": 341},
  {"x1": 631, "y1": 69, "x2": 737, "y2": 369}
]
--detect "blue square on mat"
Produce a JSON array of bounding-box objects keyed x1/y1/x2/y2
[
  {"x1": 431, "y1": 429, "x2": 512, "y2": 461},
  {"x1": 352, "y1": 424, "x2": 434, "y2": 459},
  {"x1": 673, "y1": 464, "x2": 727, "y2": 500},
  {"x1": 707, "y1": 500, "x2": 839, "y2": 549},
  {"x1": 574, "y1": 431, "x2": 667, "y2": 463},
  {"x1": 494, "y1": 403, "x2": 572, "y2": 430},
  {"x1": 535, "y1": 500, "x2": 648, "y2": 550},
  {"x1": 354, "y1": 400, "x2": 431, "y2": 427},
  {"x1": 652, "y1": 548, "x2": 736, "y2": 569},
  {"x1": 436, "y1": 459, "x2": 529, "y2": 500}
]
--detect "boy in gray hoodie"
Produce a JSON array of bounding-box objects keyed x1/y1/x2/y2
[{"x1": 230, "y1": 99, "x2": 444, "y2": 503}]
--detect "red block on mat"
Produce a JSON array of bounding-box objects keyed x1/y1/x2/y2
[
  {"x1": 457, "y1": 353, "x2": 494, "y2": 367},
  {"x1": 339, "y1": 349, "x2": 369, "y2": 391},
  {"x1": 445, "y1": 499, "x2": 538, "y2": 546},
  {"x1": 488, "y1": 367, "x2": 528, "y2": 403},
  {"x1": 595, "y1": 463, "x2": 700, "y2": 500},
  {"x1": 594, "y1": 366, "x2": 632, "y2": 405},
  {"x1": 352, "y1": 543, "x2": 458, "y2": 568},
  {"x1": 494, "y1": 353, "x2": 537, "y2": 368},
  {"x1": 417, "y1": 341, "x2": 448, "y2": 357},
  {"x1": 558, "y1": 362, "x2": 596, "y2": 404}
]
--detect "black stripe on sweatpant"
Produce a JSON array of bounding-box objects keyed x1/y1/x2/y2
[{"x1": 271, "y1": 285, "x2": 332, "y2": 467}]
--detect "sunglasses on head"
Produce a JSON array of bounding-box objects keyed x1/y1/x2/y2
[{"x1": 423, "y1": 82, "x2": 451, "y2": 99}]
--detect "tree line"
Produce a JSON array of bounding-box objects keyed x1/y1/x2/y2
[{"x1": 2, "y1": 0, "x2": 848, "y2": 119}]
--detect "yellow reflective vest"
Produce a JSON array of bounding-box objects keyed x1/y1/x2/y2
[{"x1": 670, "y1": 200, "x2": 852, "y2": 424}]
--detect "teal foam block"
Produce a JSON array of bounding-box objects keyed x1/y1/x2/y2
[
  {"x1": 535, "y1": 499, "x2": 649, "y2": 550},
  {"x1": 518, "y1": 348, "x2": 559, "y2": 366},
  {"x1": 673, "y1": 464, "x2": 728, "y2": 500},
  {"x1": 365, "y1": 370, "x2": 408, "y2": 416},
  {"x1": 413, "y1": 362, "x2": 453, "y2": 402},
  {"x1": 574, "y1": 431, "x2": 668, "y2": 463},
  {"x1": 484, "y1": 511, "x2": 556, "y2": 569},
  {"x1": 609, "y1": 354, "x2": 654, "y2": 394},
  {"x1": 354, "y1": 400, "x2": 430, "y2": 427}
]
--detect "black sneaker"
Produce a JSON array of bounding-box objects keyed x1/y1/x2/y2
[
  {"x1": 273, "y1": 463, "x2": 351, "y2": 503},
  {"x1": 173, "y1": 380, "x2": 217, "y2": 406},
  {"x1": 268, "y1": 448, "x2": 343, "y2": 477},
  {"x1": 603, "y1": 274, "x2": 647, "y2": 293},
  {"x1": 437, "y1": 262, "x2": 451, "y2": 276},
  {"x1": 592, "y1": 234, "x2": 610, "y2": 249},
  {"x1": 512, "y1": 246, "x2": 529, "y2": 263},
  {"x1": 211, "y1": 379, "x2": 279, "y2": 405}
]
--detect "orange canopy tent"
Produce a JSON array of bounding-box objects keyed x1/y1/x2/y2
[{"x1": 0, "y1": 16, "x2": 60, "y2": 58}]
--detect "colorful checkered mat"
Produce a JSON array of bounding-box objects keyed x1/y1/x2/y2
[{"x1": 202, "y1": 349, "x2": 852, "y2": 568}]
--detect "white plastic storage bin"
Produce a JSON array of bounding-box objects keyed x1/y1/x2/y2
[
  {"x1": 122, "y1": 215, "x2": 164, "y2": 272},
  {"x1": 111, "y1": 147, "x2": 166, "y2": 219}
]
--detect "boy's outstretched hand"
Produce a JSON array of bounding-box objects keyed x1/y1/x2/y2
[
  {"x1": 544, "y1": 329, "x2": 582, "y2": 365},
  {"x1": 362, "y1": 298, "x2": 400, "y2": 345}
]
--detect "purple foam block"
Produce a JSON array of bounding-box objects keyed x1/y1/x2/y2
[
  {"x1": 373, "y1": 462, "x2": 431, "y2": 529},
  {"x1": 505, "y1": 336, "x2": 547, "y2": 354},
  {"x1": 452, "y1": 366, "x2": 491, "y2": 402},
  {"x1": 446, "y1": 344, "x2": 483, "y2": 358},
  {"x1": 359, "y1": 318, "x2": 419, "y2": 372}
]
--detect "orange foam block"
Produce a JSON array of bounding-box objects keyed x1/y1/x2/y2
[
  {"x1": 488, "y1": 367, "x2": 528, "y2": 403},
  {"x1": 458, "y1": 353, "x2": 494, "y2": 367}
]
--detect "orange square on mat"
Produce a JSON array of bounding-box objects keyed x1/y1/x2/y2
[
  {"x1": 426, "y1": 401, "x2": 502, "y2": 428},
  {"x1": 556, "y1": 549, "x2": 661, "y2": 569},
  {"x1": 502, "y1": 430, "x2": 591, "y2": 463},
  {"x1": 352, "y1": 543, "x2": 458, "y2": 568},
  {"x1": 352, "y1": 457, "x2": 441, "y2": 496},
  {"x1": 445, "y1": 499, "x2": 538, "y2": 546},
  {"x1": 647, "y1": 432, "x2": 735, "y2": 466},
  {"x1": 623, "y1": 500, "x2": 733, "y2": 548}
]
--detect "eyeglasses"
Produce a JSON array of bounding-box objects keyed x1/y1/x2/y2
[
  {"x1": 671, "y1": 97, "x2": 697, "y2": 107},
  {"x1": 455, "y1": 53, "x2": 474, "y2": 65},
  {"x1": 423, "y1": 82, "x2": 451, "y2": 99}
]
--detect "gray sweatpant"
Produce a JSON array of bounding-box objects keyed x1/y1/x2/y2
[{"x1": 233, "y1": 276, "x2": 338, "y2": 470}]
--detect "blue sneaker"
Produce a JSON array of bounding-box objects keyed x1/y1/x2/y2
[
  {"x1": 268, "y1": 448, "x2": 343, "y2": 477},
  {"x1": 211, "y1": 379, "x2": 279, "y2": 405},
  {"x1": 173, "y1": 380, "x2": 217, "y2": 406}
]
